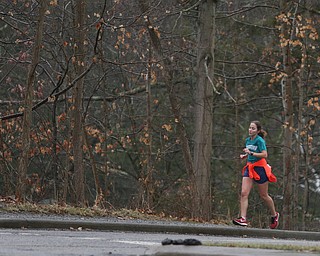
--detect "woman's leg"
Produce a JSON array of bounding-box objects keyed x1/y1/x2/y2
[
  {"x1": 257, "y1": 182, "x2": 276, "y2": 216},
  {"x1": 240, "y1": 177, "x2": 253, "y2": 218}
]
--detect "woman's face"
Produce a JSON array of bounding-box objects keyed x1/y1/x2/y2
[{"x1": 249, "y1": 122, "x2": 259, "y2": 137}]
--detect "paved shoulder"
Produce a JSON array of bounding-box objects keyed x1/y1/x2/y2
[{"x1": 0, "y1": 212, "x2": 319, "y2": 241}]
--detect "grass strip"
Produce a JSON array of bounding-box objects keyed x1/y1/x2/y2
[{"x1": 203, "y1": 241, "x2": 320, "y2": 253}]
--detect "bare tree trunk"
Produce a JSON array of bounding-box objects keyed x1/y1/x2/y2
[
  {"x1": 294, "y1": 67, "x2": 303, "y2": 230},
  {"x1": 83, "y1": 130, "x2": 101, "y2": 207},
  {"x1": 0, "y1": 129, "x2": 11, "y2": 196},
  {"x1": 16, "y1": 0, "x2": 47, "y2": 202},
  {"x1": 280, "y1": 0, "x2": 294, "y2": 230},
  {"x1": 61, "y1": 100, "x2": 70, "y2": 205},
  {"x1": 72, "y1": 0, "x2": 86, "y2": 206},
  {"x1": 52, "y1": 97, "x2": 58, "y2": 201},
  {"x1": 103, "y1": 98, "x2": 110, "y2": 206},
  {"x1": 193, "y1": 0, "x2": 217, "y2": 220},
  {"x1": 234, "y1": 89, "x2": 241, "y2": 216},
  {"x1": 281, "y1": 44, "x2": 294, "y2": 231},
  {"x1": 303, "y1": 134, "x2": 310, "y2": 231},
  {"x1": 301, "y1": 0, "x2": 315, "y2": 232},
  {"x1": 138, "y1": 0, "x2": 195, "y2": 214},
  {"x1": 294, "y1": 39, "x2": 306, "y2": 230},
  {"x1": 145, "y1": 43, "x2": 154, "y2": 209}
]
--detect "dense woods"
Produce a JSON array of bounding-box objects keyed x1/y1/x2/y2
[{"x1": 0, "y1": 0, "x2": 320, "y2": 231}]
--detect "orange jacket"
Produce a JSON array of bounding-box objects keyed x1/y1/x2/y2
[{"x1": 242, "y1": 158, "x2": 277, "y2": 183}]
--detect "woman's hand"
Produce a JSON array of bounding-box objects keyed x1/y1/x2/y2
[
  {"x1": 243, "y1": 148, "x2": 251, "y2": 155},
  {"x1": 240, "y1": 154, "x2": 247, "y2": 159}
]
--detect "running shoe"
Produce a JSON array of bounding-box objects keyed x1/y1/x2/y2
[
  {"x1": 270, "y1": 212, "x2": 280, "y2": 229},
  {"x1": 233, "y1": 217, "x2": 248, "y2": 226}
]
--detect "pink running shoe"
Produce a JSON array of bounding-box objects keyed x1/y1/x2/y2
[
  {"x1": 270, "y1": 212, "x2": 280, "y2": 229},
  {"x1": 233, "y1": 217, "x2": 248, "y2": 226}
]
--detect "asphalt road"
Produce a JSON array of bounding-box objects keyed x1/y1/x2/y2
[
  {"x1": 0, "y1": 212, "x2": 319, "y2": 256},
  {"x1": 0, "y1": 228, "x2": 318, "y2": 256}
]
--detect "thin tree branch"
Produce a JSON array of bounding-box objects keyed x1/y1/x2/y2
[
  {"x1": 204, "y1": 55, "x2": 220, "y2": 95},
  {"x1": 0, "y1": 61, "x2": 94, "y2": 121}
]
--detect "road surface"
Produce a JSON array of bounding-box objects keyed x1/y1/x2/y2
[{"x1": 0, "y1": 228, "x2": 318, "y2": 256}]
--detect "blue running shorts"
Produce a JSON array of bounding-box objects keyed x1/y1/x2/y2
[{"x1": 243, "y1": 166, "x2": 269, "y2": 184}]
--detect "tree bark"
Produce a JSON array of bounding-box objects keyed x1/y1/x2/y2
[
  {"x1": 193, "y1": 0, "x2": 217, "y2": 220},
  {"x1": 294, "y1": 64, "x2": 303, "y2": 230},
  {"x1": 280, "y1": 0, "x2": 294, "y2": 230},
  {"x1": 72, "y1": 0, "x2": 86, "y2": 206},
  {"x1": 145, "y1": 43, "x2": 154, "y2": 209},
  {"x1": 16, "y1": 0, "x2": 47, "y2": 202}
]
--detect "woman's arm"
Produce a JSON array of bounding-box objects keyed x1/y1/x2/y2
[{"x1": 252, "y1": 150, "x2": 267, "y2": 158}]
